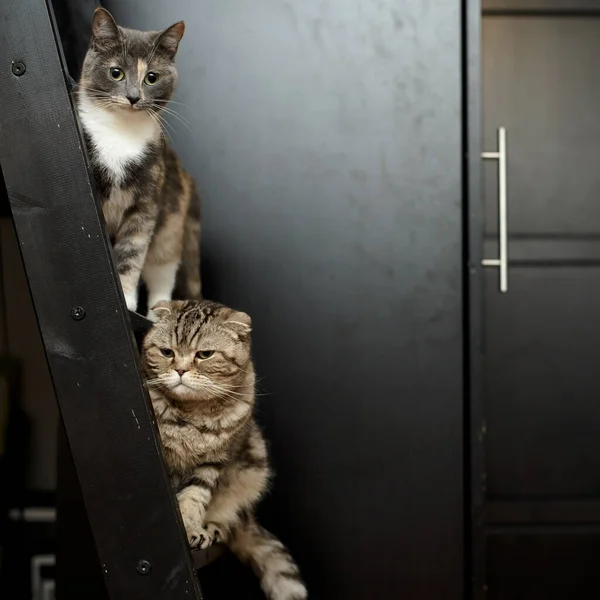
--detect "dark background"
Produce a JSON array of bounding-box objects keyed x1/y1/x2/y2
[
  {"x1": 1, "y1": 0, "x2": 465, "y2": 598},
  {"x1": 105, "y1": 1, "x2": 464, "y2": 597}
]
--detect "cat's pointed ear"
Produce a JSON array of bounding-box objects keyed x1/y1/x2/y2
[
  {"x1": 225, "y1": 311, "x2": 252, "y2": 336},
  {"x1": 156, "y1": 21, "x2": 185, "y2": 59},
  {"x1": 150, "y1": 300, "x2": 173, "y2": 318},
  {"x1": 91, "y1": 8, "x2": 119, "y2": 49}
]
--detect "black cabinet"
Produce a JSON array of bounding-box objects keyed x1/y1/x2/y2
[{"x1": 471, "y1": 1, "x2": 600, "y2": 597}]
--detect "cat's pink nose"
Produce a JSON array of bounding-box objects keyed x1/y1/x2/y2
[{"x1": 176, "y1": 369, "x2": 188, "y2": 377}]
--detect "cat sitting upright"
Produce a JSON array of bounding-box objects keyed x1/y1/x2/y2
[
  {"x1": 144, "y1": 299, "x2": 308, "y2": 600},
  {"x1": 78, "y1": 8, "x2": 201, "y2": 315}
]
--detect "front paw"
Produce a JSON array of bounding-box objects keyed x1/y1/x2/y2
[
  {"x1": 187, "y1": 525, "x2": 213, "y2": 550},
  {"x1": 180, "y1": 506, "x2": 211, "y2": 549},
  {"x1": 123, "y1": 291, "x2": 138, "y2": 312},
  {"x1": 205, "y1": 522, "x2": 227, "y2": 544}
]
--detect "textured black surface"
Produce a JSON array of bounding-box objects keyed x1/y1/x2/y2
[
  {"x1": 0, "y1": 171, "x2": 9, "y2": 218},
  {"x1": 108, "y1": 1, "x2": 465, "y2": 598},
  {"x1": 0, "y1": 1, "x2": 202, "y2": 599}
]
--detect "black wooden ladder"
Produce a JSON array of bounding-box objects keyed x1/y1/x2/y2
[{"x1": 0, "y1": 0, "x2": 209, "y2": 597}]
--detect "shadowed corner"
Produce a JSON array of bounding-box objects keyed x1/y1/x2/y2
[{"x1": 129, "y1": 310, "x2": 154, "y2": 350}]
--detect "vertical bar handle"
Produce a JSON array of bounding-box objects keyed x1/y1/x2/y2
[{"x1": 481, "y1": 127, "x2": 508, "y2": 293}]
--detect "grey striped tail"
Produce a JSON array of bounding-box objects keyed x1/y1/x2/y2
[{"x1": 228, "y1": 515, "x2": 307, "y2": 600}]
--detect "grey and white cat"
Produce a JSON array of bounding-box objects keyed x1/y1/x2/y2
[
  {"x1": 78, "y1": 8, "x2": 201, "y2": 314},
  {"x1": 143, "y1": 300, "x2": 308, "y2": 600}
]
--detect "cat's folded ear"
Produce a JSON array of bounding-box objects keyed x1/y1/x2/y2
[
  {"x1": 150, "y1": 300, "x2": 173, "y2": 318},
  {"x1": 225, "y1": 311, "x2": 252, "y2": 337},
  {"x1": 91, "y1": 8, "x2": 119, "y2": 49},
  {"x1": 156, "y1": 21, "x2": 185, "y2": 59}
]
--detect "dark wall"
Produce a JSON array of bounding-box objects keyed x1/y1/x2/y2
[
  {"x1": 0, "y1": 217, "x2": 57, "y2": 491},
  {"x1": 106, "y1": 1, "x2": 464, "y2": 598},
  {"x1": 51, "y1": 0, "x2": 99, "y2": 77}
]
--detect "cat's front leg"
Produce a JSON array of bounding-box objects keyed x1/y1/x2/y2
[
  {"x1": 113, "y1": 204, "x2": 157, "y2": 312},
  {"x1": 177, "y1": 464, "x2": 221, "y2": 549},
  {"x1": 143, "y1": 219, "x2": 185, "y2": 319},
  {"x1": 179, "y1": 506, "x2": 212, "y2": 550}
]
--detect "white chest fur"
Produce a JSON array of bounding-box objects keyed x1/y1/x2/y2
[{"x1": 78, "y1": 93, "x2": 159, "y2": 185}]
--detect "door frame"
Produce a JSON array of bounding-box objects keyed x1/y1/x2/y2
[{"x1": 464, "y1": 0, "x2": 486, "y2": 598}]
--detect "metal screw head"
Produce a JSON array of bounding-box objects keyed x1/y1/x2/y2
[
  {"x1": 70, "y1": 306, "x2": 86, "y2": 321},
  {"x1": 136, "y1": 560, "x2": 152, "y2": 575},
  {"x1": 11, "y1": 61, "x2": 26, "y2": 77}
]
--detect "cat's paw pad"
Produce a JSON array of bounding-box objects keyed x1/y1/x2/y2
[{"x1": 205, "y1": 522, "x2": 226, "y2": 544}]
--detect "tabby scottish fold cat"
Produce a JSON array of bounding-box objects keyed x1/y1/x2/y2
[
  {"x1": 78, "y1": 8, "x2": 201, "y2": 314},
  {"x1": 143, "y1": 300, "x2": 307, "y2": 600}
]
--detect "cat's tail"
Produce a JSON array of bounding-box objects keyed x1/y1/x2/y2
[
  {"x1": 228, "y1": 514, "x2": 308, "y2": 600},
  {"x1": 177, "y1": 185, "x2": 202, "y2": 300}
]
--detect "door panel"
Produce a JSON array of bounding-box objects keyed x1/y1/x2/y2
[
  {"x1": 485, "y1": 267, "x2": 600, "y2": 497},
  {"x1": 481, "y1": 8, "x2": 600, "y2": 598},
  {"x1": 483, "y1": 17, "x2": 600, "y2": 235},
  {"x1": 487, "y1": 533, "x2": 600, "y2": 600}
]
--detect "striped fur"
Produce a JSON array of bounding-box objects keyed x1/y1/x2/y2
[
  {"x1": 77, "y1": 9, "x2": 201, "y2": 314},
  {"x1": 143, "y1": 300, "x2": 307, "y2": 600}
]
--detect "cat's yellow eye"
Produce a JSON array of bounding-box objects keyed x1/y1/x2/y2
[
  {"x1": 109, "y1": 67, "x2": 124, "y2": 81},
  {"x1": 196, "y1": 350, "x2": 214, "y2": 360},
  {"x1": 144, "y1": 72, "x2": 159, "y2": 86},
  {"x1": 160, "y1": 348, "x2": 174, "y2": 358}
]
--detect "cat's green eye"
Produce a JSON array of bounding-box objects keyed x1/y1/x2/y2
[
  {"x1": 144, "y1": 72, "x2": 159, "y2": 86},
  {"x1": 109, "y1": 67, "x2": 124, "y2": 81},
  {"x1": 160, "y1": 348, "x2": 174, "y2": 358},
  {"x1": 196, "y1": 350, "x2": 214, "y2": 360}
]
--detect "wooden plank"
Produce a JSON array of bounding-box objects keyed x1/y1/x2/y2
[
  {"x1": 0, "y1": 1, "x2": 202, "y2": 598},
  {"x1": 56, "y1": 424, "x2": 108, "y2": 600}
]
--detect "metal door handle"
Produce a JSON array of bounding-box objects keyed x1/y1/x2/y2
[{"x1": 481, "y1": 126, "x2": 508, "y2": 293}]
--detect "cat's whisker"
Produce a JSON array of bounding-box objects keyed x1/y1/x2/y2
[
  {"x1": 147, "y1": 108, "x2": 169, "y2": 138},
  {"x1": 153, "y1": 98, "x2": 189, "y2": 107},
  {"x1": 159, "y1": 107, "x2": 194, "y2": 130},
  {"x1": 150, "y1": 108, "x2": 178, "y2": 135},
  {"x1": 152, "y1": 104, "x2": 194, "y2": 133},
  {"x1": 147, "y1": 108, "x2": 176, "y2": 146},
  {"x1": 75, "y1": 86, "x2": 112, "y2": 98},
  {"x1": 196, "y1": 382, "x2": 255, "y2": 405},
  {"x1": 146, "y1": 380, "x2": 167, "y2": 388},
  {"x1": 151, "y1": 100, "x2": 193, "y2": 120},
  {"x1": 201, "y1": 382, "x2": 254, "y2": 398},
  {"x1": 153, "y1": 98, "x2": 188, "y2": 108}
]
